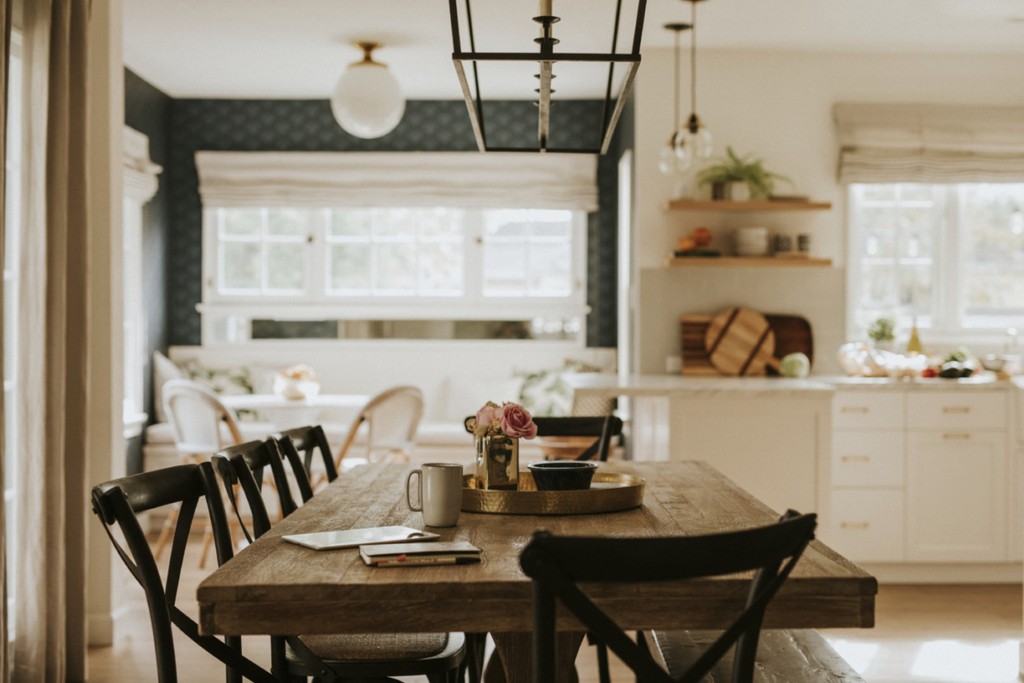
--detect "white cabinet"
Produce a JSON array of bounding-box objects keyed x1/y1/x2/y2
[
  {"x1": 828, "y1": 390, "x2": 906, "y2": 562},
  {"x1": 826, "y1": 387, "x2": 1010, "y2": 566},
  {"x1": 906, "y1": 429, "x2": 1006, "y2": 561}
]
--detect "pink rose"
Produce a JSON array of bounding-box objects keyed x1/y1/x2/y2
[
  {"x1": 474, "y1": 402, "x2": 501, "y2": 438},
  {"x1": 500, "y1": 402, "x2": 537, "y2": 439}
]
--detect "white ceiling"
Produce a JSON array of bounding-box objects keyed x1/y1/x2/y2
[{"x1": 123, "y1": 0, "x2": 1024, "y2": 100}]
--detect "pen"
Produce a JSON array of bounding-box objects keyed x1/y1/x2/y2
[{"x1": 373, "y1": 556, "x2": 480, "y2": 567}]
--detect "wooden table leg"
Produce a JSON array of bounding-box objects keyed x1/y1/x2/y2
[{"x1": 487, "y1": 632, "x2": 584, "y2": 683}]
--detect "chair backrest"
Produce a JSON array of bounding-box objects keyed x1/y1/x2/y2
[
  {"x1": 162, "y1": 379, "x2": 243, "y2": 456},
  {"x1": 533, "y1": 416, "x2": 623, "y2": 461},
  {"x1": 91, "y1": 463, "x2": 276, "y2": 683},
  {"x1": 519, "y1": 510, "x2": 817, "y2": 683},
  {"x1": 335, "y1": 385, "x2": 425, "y2": 469},
  {"x1": 464, "y1": 414, "x2": 624, "y2": 462},
  {"x1": 213, "y1": 438, "x2": 300, "y2": 541},
  {"x1": 277, "y1": 424, "x2": 338, "y2": 501}
]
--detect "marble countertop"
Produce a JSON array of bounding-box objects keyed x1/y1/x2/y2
[{"x1": 565, "y1": 373, "x2": 1016, "y2": 397}]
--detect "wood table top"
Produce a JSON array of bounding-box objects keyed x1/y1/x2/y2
[{"x1": 198, "y1": 461, "x2": 876, "y2": 636}]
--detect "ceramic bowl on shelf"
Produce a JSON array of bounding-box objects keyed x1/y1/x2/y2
[{"x1": 527, "y1": 461, "x2": 598, "y2": 491}]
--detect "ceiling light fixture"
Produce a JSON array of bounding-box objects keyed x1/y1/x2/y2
[
  {"x1": 658, "y1": 22, "x2": 692, "y2": 175},
  {"x1": 673, "y1": 0, "x2": 712, "y2": 165},
  {"x1": 331, "y1": 41, "x2": 406, "y2": 139},
  {"x1": 448, "y1": 0, "x2": 648, "y2": 154}
]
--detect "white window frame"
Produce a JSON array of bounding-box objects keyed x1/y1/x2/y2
[
  {"x1": 846, "y1": 182, "x2": 1024, "y2": 345},
  {"x1": 122, "y1": 126, "x2": 161, "y2": 436}
]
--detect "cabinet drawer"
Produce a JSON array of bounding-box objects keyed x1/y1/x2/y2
[
  {"x1": 828, "y1": 489, "x2": 904, "y2": 562},
  {"x1": 833, "y1": 391, "x2": 904, "y2": 429},
  {"x1": 906, "y1": 391, "x2": 1006, "y2": 430},
  {"x1": 832, "y1": 431, "x2": 904, "y2": 487}
]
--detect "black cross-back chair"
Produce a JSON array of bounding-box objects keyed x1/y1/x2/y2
[
  {"x1": 276, "y1": 425, "x2": 338, "y2": 502},
  {"x1": 214, "y1": 438, "x2": 467, "y2": 683},
  {"x1": 90, "y1": 463, "x2": 278, "y2": 683},
  {"x1": 520, "y1": 510, "x2": 818, "y2": 683},
  {"x1": 463, "y1": 415, "x2": 623, "y2": 462},
  {"x1": 212, "y1": 438, "x2": 300, "y2": 544}
]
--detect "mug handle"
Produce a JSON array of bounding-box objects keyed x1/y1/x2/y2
[{"x1": 406, "y1": 469, "x2": 422, "y2": 511}]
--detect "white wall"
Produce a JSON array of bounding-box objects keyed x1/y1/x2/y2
[{"x1": 631, "y1": 49, "x2": 1024, "y2": 375}]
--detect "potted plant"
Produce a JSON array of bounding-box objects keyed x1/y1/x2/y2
[
  {"x1": 697, "y1": 147, "x2": 790, "y2": 201},
  {"x1": 867, "y1": 317, "x2": 896, "y2": 349}
]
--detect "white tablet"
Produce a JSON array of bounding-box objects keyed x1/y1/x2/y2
[{"x1": 282, "y1": 526, "x2": 440, "y2": 551}]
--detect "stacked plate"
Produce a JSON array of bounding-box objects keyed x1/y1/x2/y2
[{"x1": 734, "y1": 226, "x2": 769, "y2": 256}]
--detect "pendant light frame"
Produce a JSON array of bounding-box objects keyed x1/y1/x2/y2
[{"x1": 448, "y1": 0, "x2": 648, "y2": 154}]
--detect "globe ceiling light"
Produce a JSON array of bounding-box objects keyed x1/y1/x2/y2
[
  {"x1": 331, "y1": 42, "x2": 405, "y2": 139},
  {"x1": 673, "y1": 0, "x2": 713, "y2": 164},
  {"x1": 658, "y1": 22, "x2": 692, "y2": 176}
]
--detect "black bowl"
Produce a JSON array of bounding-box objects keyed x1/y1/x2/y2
[{"x1": 528, "y1": 461, "x2": 599, "y2": 491}]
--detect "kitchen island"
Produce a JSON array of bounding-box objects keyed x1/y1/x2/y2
[{"x1": 567, "y1": 372, "x2": 1022, "y2": 582}]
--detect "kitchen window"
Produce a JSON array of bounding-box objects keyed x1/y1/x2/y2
[
  {"x1": 196, "y1": 152, "x2": 596, "y2": 344},
  {"x1": 848, "y1": 182, "x2": 1024, "y2": 339}
]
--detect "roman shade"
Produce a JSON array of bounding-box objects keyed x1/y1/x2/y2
[
  {"x1": 834, "y1": 103, "x2": 1024, "y2": 184},
  {"x1": 195, "y1": 151, "x2": 598, "y2": 211}
]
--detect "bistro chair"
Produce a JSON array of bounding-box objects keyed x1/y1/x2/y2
[
  {"x1": 215, "y1": 440, "x2": 467, "y2": 683},
  {"x1": 160, "y1": 379, "x2": 246, "y2": 567},
  {"x1": 91, "y1": 463, "x2": 277, "y2": 683},
  {"x1": 332, "y1": 385, "x2": 425, "y2": 472},
  {"x1": 212, "y1": 438, "x2": 300, "y2": 543},
  {"x1": 276, "y1": 424, "x2": 338, "y2": 502},
  {"x1": 520, "y1": 510, "x2": 818, "y2": 683}
]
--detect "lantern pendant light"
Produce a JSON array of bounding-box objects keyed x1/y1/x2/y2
[
  {"x1": 674, "y1": 0, "x2": 713, "y2": 163},
  {"x1": 658, "y1": 22, "x2": 691, "y2": 175}
]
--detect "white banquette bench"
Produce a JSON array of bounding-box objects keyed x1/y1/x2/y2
[{"x1": 144, "y1": 340, "x2": 616, "y2": 473}]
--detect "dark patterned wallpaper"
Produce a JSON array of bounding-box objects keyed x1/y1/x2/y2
[{"x1": 165, "y1": 97, "x2": 630, "y2": 347}]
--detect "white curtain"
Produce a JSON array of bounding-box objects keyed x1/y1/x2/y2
[
  {"x1": 12, "y1": 0, "x2": 90, "y2": 680},
  {"x1": 834, "y1": 102, "x2": 1024, "y2": 183},
  {"x1": 195, "y1": 151, "x2": 599, "y2": 210},
  {"x1": 0, "y1": 0, "x2": 11, "y2": 680}
]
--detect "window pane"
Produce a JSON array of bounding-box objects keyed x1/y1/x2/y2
[
  {"x1": 373, "y1": 208, "x2": 416, "y2": 238},
  {"x1": 267, "y1": 208, "x2": 310, "y2": 237},
  {"x1": 222, "y1": 209, "x2": 261, "y2": 237},
  {"x1": 329, "y1": 244, "x2": 371, "y2": 291},
  {"x1": 417, "y1": 208, "x2": 462, "y2": 239},
  {"x1": 328, "y1": 209, "x2": 372, "y2": 237},
  {"x1": 221, "y1": 242, "x2": 261, "y2": 290},
  {"x1": 528, "y1": 243, "x2": 572, "y2": 295},
  {"x1": 418, "y1": 242, "x2": 463, "y2": 293},
  {"x1": 482, "y1": 209, "x2": 573, "y2": 298},
  {"x1": 960, "y1": 183, "x2": 1024, "y2": 318},
  {"x1": 266, "y1": 243, "x2": 306, "y2": 291},
  {"x1": 375, "y1": 243, "x2": 417, "y2": 291}
]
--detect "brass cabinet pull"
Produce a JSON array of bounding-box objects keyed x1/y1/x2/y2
[
  {"x1": 942, "y1": 406, "x2": 970, "y2": 414},
  {"x1": 840, "y1": 455, "x2": 871, "y2": 463},
  {"x1": 840, "y1": 521, "x2": 870, "y2": 530},
  {"x1": 840, "y1": 406, "x2": 869, "y2": 414},
  {"x1": 942, "y1": 433, "x2": 971, "y2": 440}
]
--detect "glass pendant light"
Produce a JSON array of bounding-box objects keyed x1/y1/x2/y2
[
  {"x1": 331, "y1": 42, "x2": 405, "y2": 139},
  {"x1": 658, "y1": 23, "x2": 692, "y2": 175},
  {"x1": 674, "y1": 0, "x2": 713, "y2": 162}
]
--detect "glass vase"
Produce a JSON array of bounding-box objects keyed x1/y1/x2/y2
[{"x1": 475, "y1": 435, "x2": 519, "y2": 490}]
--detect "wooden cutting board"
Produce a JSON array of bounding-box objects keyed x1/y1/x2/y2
[
  {"x1": 705, "y1": 307, "x2": 777, "y2": 376},
  {"x1": 680, "y1": 311, "x2": 814, "y2": 376}
]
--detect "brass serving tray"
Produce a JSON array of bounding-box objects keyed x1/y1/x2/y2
[{"x1": 462, "y1": 470, "x2": 645, "y2": 515}]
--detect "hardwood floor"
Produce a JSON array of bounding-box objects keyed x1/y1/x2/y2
[{"x1": 88, "y1": 536, "x2": 1023, "y2": 682}]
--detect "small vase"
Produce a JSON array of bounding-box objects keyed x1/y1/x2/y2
[
  {"x1": 475, "y1": 435, "x2": 519, "y2": 490},
  {"x1": 727, "y1": 181, "x2": 751, "y2": 202}
]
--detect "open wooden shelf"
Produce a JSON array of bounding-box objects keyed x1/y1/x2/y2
[
  {"x1": 663, "y1": 199, "x2": 832, "y2": 212},
  {"x1": 667, "y1": 256, "x2": 833, "y2": 268}
]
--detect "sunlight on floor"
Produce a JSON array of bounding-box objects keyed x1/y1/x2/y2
[
  {"x1": 825, "y1": 639, "x2": 880, "y2": 673},
  {"x1": 909, "y1": 640, "x2": 1019, "y2": 682}
]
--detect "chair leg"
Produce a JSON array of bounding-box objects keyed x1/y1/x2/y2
[{"x1": 152, "y1": 503, "x2": 179, "y2": 561}]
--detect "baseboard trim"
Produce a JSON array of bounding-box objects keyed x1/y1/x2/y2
[
  {"x1": 863, "y1": 562, "x2": 1022, "y2": 584},
  {"x1": 87, "y1": 611, "x2": 115, "y2": 647}
]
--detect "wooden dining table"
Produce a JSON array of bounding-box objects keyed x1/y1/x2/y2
[{"x1": 198, "y1": 461, "x2": 876, "y2": 683}]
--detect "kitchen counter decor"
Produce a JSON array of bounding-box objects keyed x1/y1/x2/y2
[
  {"x1": 468, "y1": 401, "x2": 538, "y2": 491},
  {"x1": 461, "y1": 469, "x2": 645, "y2": 515}
]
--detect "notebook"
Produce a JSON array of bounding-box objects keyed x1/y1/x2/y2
[
  {"x1": 282, "y1": 526, "x2": 440, "y2": 551},
  {"x1": 360, "y1": 541, "x2": 482, "y2": 567}
]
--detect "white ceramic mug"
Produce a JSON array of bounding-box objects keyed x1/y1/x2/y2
[{"x1": 406, "y1": 463, "x2": 464, "y2": 527}]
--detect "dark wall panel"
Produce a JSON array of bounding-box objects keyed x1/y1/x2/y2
[
  {"x1": 124, "y1": 68, "x2": 172, "y2": 473},
  {"x1": 166, "y1": 98, "x2": 622, "y2": 347}
]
